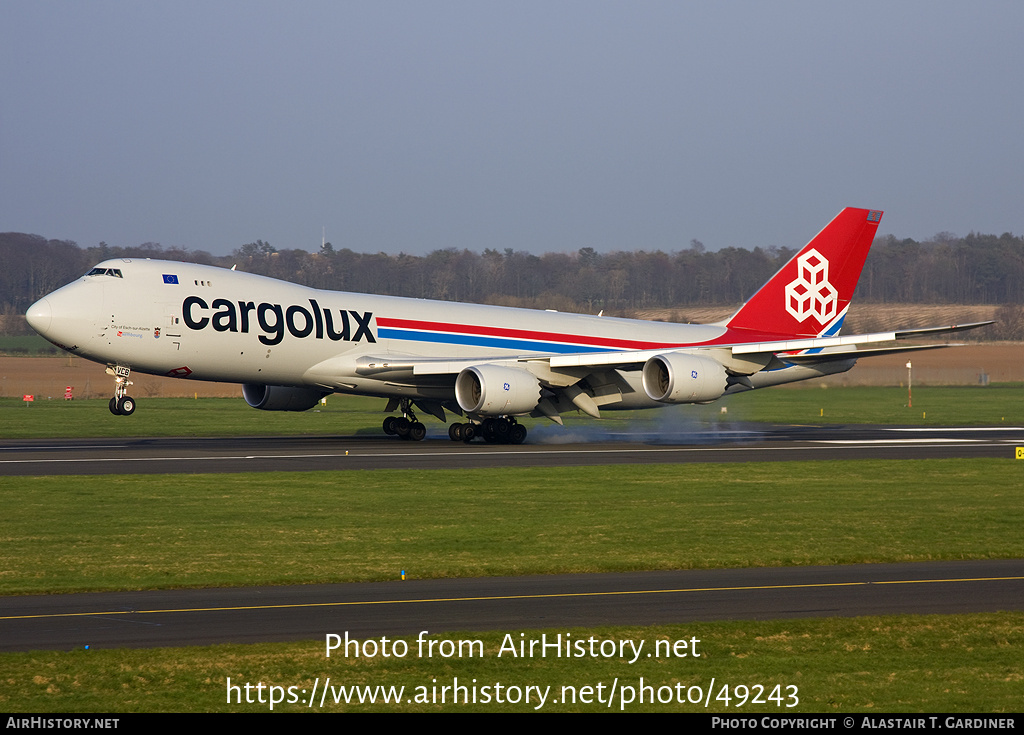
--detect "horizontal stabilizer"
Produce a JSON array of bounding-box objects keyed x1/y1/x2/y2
[
  {"x1": 731, "y1": 321, "x2": 993, "y2": 357},
  {"x1": 778, "y1": 343, "x2": 967, "y2": 365},
  {"x1": 893, "y1": 321, "x2": 993, "y2": 339}
]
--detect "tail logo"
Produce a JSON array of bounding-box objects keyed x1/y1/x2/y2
[{"x1": 784, "y1": 249, "x2": 837, "y2": 324}]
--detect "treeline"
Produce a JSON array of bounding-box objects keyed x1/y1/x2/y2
[{"x1": 2, "y1": 229, "x2": 1023, "y2": 326}]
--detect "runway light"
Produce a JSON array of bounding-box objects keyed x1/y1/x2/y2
[{"x1": 401, "y1": 569, "x2": 406, "y2": 581}]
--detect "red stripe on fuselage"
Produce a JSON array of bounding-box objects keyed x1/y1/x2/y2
[
  {"x1": 375, "y1": 317, "x2": 679, "y2": 350},
  {"x1": 374, "y1": 317, "x2": 797, "y2": 352}
]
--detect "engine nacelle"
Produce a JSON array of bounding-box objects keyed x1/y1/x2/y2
[
  {"x1": 642, "y1": 352, "x2": 728, "y2": 404},
  {"x1": 455, "y1": 364, "x2": 541, "y2": 416},
  {"x1": 242, "y1": 383, "x2": 327, "y2": 411}
]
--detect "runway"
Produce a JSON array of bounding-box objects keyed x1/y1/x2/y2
[
  {"x1": 2, "y1": 560, "x2": 1022, "y2": 652},
  {"x1": 1, "y1": 424, "x2": 1022, "y2": 476}
]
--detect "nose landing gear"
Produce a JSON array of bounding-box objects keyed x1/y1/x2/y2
[{"x1": 106, "y1": 365, "x2": 136, "y2": 416}]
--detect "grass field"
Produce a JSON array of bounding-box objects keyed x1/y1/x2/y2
[
  {"x1": 2, "y1": 460, "x2": 1021, "y2": 595},
  {"x1": 1, "y1": 384, "x2": 1022, "y2": 439},
  {"x1": 0, "y1": 335, "x2": 62, "y2": 356}
]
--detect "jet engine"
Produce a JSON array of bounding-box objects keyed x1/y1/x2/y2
[
  {"x1": 455, "y1": 364, "x2": 542, "y2": 416},
  {"x1": 641, "y1": 352, "x2": 728, "y2": 404},
  {"x1": 242, "y1": 383, "x2": 327, "y2": 411}
]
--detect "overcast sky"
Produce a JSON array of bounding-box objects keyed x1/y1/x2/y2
[{"x1": 2, "y1": 1, "x2": 1022, "y2": 256}]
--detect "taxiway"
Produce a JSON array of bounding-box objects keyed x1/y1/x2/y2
[{"x1": 2, "y1": 560, "x2": 1022, "y2": 652}]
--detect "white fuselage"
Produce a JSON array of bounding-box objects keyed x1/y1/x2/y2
[{"x1": 28, "y1": 258, "x2": 750, "y2": 410}]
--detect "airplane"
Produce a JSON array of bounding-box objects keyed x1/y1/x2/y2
[{"x1": 25, "y1": 208, "x2": 989, "y2": 444}]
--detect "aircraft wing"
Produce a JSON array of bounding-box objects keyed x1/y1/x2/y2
[
  {"x1": 336, "y1": 320, "x2": 992, "y2": 415},
  {"x1": 346, "y1": 320, "x2": 992, "y2": 378}
]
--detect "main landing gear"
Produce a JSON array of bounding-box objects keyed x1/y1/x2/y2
[
  {"x1": 107, "y1": 365, "x2": 136, "y2": 416},
  {"x1": 382, "y1": 399, "x2": 528, "y2": 444},
  {"x1": 382, "y1": 398, "x2": 427, "y2": 441},
  {"x1": 448, "y1": 417, "x2": 527, "y2": 445}
]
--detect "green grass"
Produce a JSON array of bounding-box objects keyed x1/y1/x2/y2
[
  {"x1": 0, "y1": 335, "x2": 62, "y2": 356},
  {"x1": 602, "y1": 383, "x2": 1023, "y2": 428},
  {"x1": 2, "y1": 614, "x2": 1021, "y2": 712},
  {"x1": 0, "y1": 384, "x2": 1022, "y2": 439},
  {"x1": 0, "y1": 394, "x2": 387, "y2": 438},
  {"x1": 727, "y1": 383, "x2": 1024, "y2": 426},
  {"x1": 2, "y1": 460, "x2": 1021, "y2": 595}
]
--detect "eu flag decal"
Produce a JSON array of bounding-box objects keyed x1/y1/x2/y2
[{"x1": 162, "y1": 274, "x2": 179, "y2": 284}]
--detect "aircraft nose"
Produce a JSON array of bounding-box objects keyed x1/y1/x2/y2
[{"x1": 26, "y1": 297, "x2": 52, "y2": 334}]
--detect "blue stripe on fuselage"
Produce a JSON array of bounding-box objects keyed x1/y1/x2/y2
[{"x1": 377, "y1": 328, "x2": 611, "y2": 354}]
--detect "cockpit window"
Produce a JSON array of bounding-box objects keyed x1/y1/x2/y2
[{"x1": 86, "y1": 268, "x2": 123, "y2": 278}]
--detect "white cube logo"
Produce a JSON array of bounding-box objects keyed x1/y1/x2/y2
[{"x1": 785, "y1": 249, "x2": 837, "y2": 323}]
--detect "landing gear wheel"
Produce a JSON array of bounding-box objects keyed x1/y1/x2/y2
[
  {"x1": 510, "y1": 423, "x2": 527, "y2": 445},
  {"x1": 448, "y1": 423, "x2": 463, "y2": 441},
  {"x1": 108, "y1": 365, "x2": 135, "y2": 417},
  {"x1": 481, "y1": 418, "x2": 498, "y2": 443},
  {"x1": 385, "y1": 398, "x2": 428, "y2": 440},
  {"x1": 461, "y1": 424, "x2": 476, "y2": 443}
]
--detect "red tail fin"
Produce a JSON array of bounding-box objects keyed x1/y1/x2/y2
[{"x1": 726, "y1": 207, "x2": 882, "y2": 338}]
